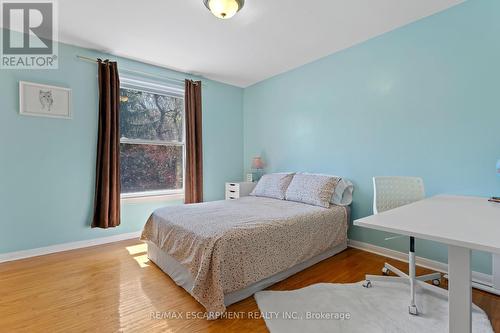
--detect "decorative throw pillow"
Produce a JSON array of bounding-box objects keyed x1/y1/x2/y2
[
  {"x1": 285, "y1": 174, "x2": 340, "y2": 208},
  {"x1": 300, "y1": 173, "x2": 354, "y2": 206},
  {"x1": 250, "y1": 173, "x2": 295, "y2": 200}
]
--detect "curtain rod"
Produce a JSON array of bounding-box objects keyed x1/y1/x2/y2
[{"x1": 76, "y1": 55, "x2": 203, "y2": 86}]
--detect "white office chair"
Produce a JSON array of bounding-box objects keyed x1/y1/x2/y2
[{"x1": 363, "y1": 176, "x2": 442, "y2": 316}]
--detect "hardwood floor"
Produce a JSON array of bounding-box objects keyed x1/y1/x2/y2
[{"x1": 0, "y1": 239, "x2": 498, "y2": 332}]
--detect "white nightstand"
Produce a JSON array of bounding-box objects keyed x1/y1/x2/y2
[{"x1": 225, "y1": 182, "x2": 256, "y2": 200}]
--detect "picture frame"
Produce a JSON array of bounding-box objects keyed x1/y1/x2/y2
[{"x1": 19, "y1": 81, "x2": 72, "y2": 119}]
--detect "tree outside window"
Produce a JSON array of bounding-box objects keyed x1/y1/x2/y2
[{"x1": 119, "y1": 79, "x2": 184, "y2": 197}]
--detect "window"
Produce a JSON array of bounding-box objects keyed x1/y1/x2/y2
[{"x1": 119, "y1": 78, "x2": 185, "y2": 198}]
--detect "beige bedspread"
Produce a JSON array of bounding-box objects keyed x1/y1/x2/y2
[{"x1": 141, "y1": 196, "x2": 348, "y2": 316}]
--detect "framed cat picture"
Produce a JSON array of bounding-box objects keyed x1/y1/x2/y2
[{"x1": 19, "y1": 81, "x2": 72, "y2": 119}]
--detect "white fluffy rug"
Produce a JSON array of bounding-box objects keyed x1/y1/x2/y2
[{"x1": 254, "y1": 281, "x2": 493, "y2": 333}]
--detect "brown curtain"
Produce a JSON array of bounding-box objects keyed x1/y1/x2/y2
[
  {"x1": 92, "y1": 59, "x2": 121, "y2": 228},
  {"x1": 184, "y1": 80, "x2": 203, "y2": 204}
]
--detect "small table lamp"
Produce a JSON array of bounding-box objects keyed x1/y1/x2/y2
[{"x1": 251, "y1": 156, "x2": 265, "y2": 182}]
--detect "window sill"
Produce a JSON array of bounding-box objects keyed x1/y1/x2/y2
[{"x1": 121, "y1": 193, "x2": 184, "y2": 204}]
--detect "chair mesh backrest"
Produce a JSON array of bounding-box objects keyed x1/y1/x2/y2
[{"x1": 373, "y1": 176, "x2": 425, "y2": 214}]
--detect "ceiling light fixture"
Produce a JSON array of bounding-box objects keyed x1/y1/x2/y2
[{"x1": 203, "y1": 0, "x2": 245, "y2": 19}]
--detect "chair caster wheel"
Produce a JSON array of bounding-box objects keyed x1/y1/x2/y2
[
  {"x1": 362, "y1": 280, "x2": 372, "y2": 288},
  {"x1": 382, "y1": 267, "x2": 390, "y2": 275},
  {"x1": 408, "y1": 305, "x2": 419, "y2": 316},
  {"x1": 432, "y1": 279, "x2": 441, "y2": 286}
]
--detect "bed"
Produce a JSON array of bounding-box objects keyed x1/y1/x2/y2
[{"x1": 141, "y1": 195, "x2": 349, "y2": 317}]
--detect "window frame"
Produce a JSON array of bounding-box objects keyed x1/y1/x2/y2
[{"x1": 119, "y1": 77, "x2": 186, "y2": 200}]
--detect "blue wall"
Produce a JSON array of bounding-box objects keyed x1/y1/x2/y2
[
  {"x1": 2, "y1": 1, "x2": 499, "y2": 275},
  {"x1": 243, "y1": 0, "x2": 500, "y2": 274},
  {"x1": 0, "y1": 40, "x2": 244, "y2": 253}
]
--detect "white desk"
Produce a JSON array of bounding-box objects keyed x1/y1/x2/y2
[{"x1": 354, "y1": 195, "x2": 500, "y2": 333}]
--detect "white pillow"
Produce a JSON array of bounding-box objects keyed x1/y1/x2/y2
[
  {"x1": 332, "y1": 178, "x2": 354, "y2": 206},
  {"x1": 300, "y1": 173, "x2": 353, "y2": 206},
  {"x1": 250, "y1": 173, "x2": 295, "y2": 200}
]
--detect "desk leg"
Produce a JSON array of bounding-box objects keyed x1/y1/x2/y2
[{"x1": 448, "y1": 245, "x2": 471, "y2": 333}]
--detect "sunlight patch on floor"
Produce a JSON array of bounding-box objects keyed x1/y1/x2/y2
[
  {"x1": 133, "y1": 254, "x2": 150, "y2": 268},
  {"x1": 126, "y1": 243, "x2": 147, "y2": 255}
]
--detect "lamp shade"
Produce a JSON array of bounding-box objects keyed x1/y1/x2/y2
[
  {"x1": 251, "y1": 156, "x2": 264, "y2": 170},
  {"x1": 497, "y1": 159, "x2": 500, "y2": 175},
  {"x1": 204, "y1": 0, "x2": 244, "y2": 19}
]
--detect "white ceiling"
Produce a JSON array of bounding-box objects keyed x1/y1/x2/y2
[{"x1": 58, "y1": 0, "x2": 463, "y2": 87}]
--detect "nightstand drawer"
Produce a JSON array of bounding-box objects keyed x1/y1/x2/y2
[
  {"x1": 226, "y1": 188, "x2": 239, "y2": 197},
  {"x1": 226, "y1": 183, "x2": 240, "y2": 190}
]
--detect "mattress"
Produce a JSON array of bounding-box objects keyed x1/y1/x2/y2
[{"x1": 141, "y1": 196, "x2": 348, "y2": 316}]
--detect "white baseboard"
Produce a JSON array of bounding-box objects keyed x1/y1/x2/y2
[
  {"x1": 348, "y1": 239, "x2": 499, "y2": 295},
  {"x1": 0, "y1": 231, "x2": 142, "y2": 263}
]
